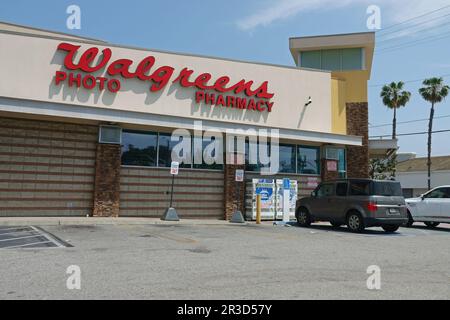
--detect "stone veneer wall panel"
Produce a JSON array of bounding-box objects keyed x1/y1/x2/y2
[
  {"x1": 346, "y1": 102, "x2": 369, "y2": 179},
  {"x1": 93, "y1": 144, "x2": 121, "y2": 217}
]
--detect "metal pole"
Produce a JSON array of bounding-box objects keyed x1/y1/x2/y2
[
  {"x1": 236, "y1": 180, "x2": 240, "y2": 212},
  {"x1": 169, "y1": 174, "x2": 175, "y2": 207},
  {"x1": 256, "y1": 194, "x2": 261, "y2": 224}
]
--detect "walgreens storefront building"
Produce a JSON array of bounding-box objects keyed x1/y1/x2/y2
[{"x1": 0, "y1": 22, "x2": 374, "y2": 219}]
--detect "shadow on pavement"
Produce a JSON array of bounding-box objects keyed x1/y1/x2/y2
[
  {"x1": 292, "y1": 222, "x2": 404, "y2": 236},
  {"x1": 408, "y1": 224, "x2": 450, "y2": 233}
]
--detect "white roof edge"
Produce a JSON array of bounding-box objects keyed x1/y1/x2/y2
[
  {"x1": 0, "y1": 20, "x2": 107, "y2": 43},
  {"x1": 0, "y1": 21, "x2": 331, "y2": 74},
  {"x1": 0, "y1": 96, "x2": 362, "y2": 146}
]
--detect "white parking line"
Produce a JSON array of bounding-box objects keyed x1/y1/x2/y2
[
  {"x1": 0, "y1": 234, "x2": 43, "y2": 242},
  {"x1": 30, "y1": 226, "x2": 64, "y2": 248},
  {"x1": 3, "y1": 240, "x2": 53, "y2": 249},
  {"x1": 0, "y1": 229, "x2": 33, "y2": 236},
  {"x1": 0, "y1": 227, "x2": 32, "y2": 231}
]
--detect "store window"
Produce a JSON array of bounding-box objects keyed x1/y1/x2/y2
[
  {"x1": 245, "y1": 140, "x2": 271, "y2": 172},
  {"x1": 279, "y1": 144, "x2": 296, "y2": 173},
  {"x1": 300, "y1": 48, "x2": 363, "y2": 71},
  {"x1": 121, "y1": 130, "x2": 158, "y2": 166},
  {"x1": 121, "y1": 129, "x2": 228, "y2": 170},
  {"x1": 342, "y1": 48, "x2": 364, "y2": 70},
  {"x1": 321, "y1": 49, "x2": 341, "y2": 71},
  {"x1": 297, "y1": 146, "x2": 320, "y2": 175},
  {"x1": 245, "y1": 140, "x2": 257, "y2": 172},
  {"x1": 300, "y1": 50, "x2": 321, "y2": 69},
  {"x1": 193, "y1": 136, "x2": 223, "y2": 170},
  {"x1": 337, "y1": 148, "x2": 347, "y2": 178},
  {"x1": 158, "y1": 133, "x2": 191, "y2": 168}
]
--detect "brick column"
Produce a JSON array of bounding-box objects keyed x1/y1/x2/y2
[
  {"x1": 224, "y1": 164, "x2": 245, "y2": 220},
  {"x1": 346, "y1": 102, "x2": 369, "y2": 178},
  {"x1": 92, "y1": 144, "x2": 121, "y2": 217},
  {"x1": 321, "y1": 159, "x2": 339, "y2": 182}
]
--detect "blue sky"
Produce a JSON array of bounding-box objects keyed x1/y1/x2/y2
[{"x1": 1, "y1": 0, "x2": 450, "y2": 157}]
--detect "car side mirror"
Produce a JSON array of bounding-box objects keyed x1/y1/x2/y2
[{"x1": 311, "y1": 191, "x2": 317, "y2": 197}]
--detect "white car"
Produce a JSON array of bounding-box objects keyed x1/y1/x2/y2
[{"x1": 405, "y1": 186, "x2": 450, "y2": 228}]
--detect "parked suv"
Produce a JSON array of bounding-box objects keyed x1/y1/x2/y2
[
  {"x1": 296, "y1": 179, "x2": 408, "y2": 233},
  {"x1": 405, "y1": 185, "x2": 450, "y2": 228}
]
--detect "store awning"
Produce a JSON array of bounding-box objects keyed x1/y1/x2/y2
[{"x1": 0, "y1": 96, "x2": 363, "y2": 147}]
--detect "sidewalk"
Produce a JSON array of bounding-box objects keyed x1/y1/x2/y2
[{"x1": 0, "y1": 217, "x2": 250, "y2": 227}]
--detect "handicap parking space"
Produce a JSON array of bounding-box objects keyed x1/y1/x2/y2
[{"x1": 0, "y1": 226, "x2": 69, "y2": 249}]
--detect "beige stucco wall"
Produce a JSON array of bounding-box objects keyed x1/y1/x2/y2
[{"x1": 0, "y1": 32, "x2": 334, "y2": 133}]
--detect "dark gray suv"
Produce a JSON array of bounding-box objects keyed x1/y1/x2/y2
[{"x1": 295, "y1": 179, "x2": 408, "y2": 233}]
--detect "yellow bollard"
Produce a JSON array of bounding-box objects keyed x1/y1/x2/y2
[{"x1": 256, "y1": 194, "x2": 262, "y2": 224}]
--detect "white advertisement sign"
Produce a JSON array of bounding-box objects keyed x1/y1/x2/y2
[{"x1": 170, "y1": 161, "x2": 179, "y2": 175}]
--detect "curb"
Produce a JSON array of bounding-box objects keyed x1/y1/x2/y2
[{"x1": 0, "y1": 217, "x2": 250, "y2": 227}]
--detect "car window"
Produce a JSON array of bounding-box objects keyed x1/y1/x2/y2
[
  {"x1": 425, "y1": 188, "x2": 448, "y2": 199},
  {"x1": 443, "y1": 188, "x2": 450, "y2": 198},
  {"x1": 316, "y1": 184, "x2": 334, "y2": 197},
  {"x1": 349, "y1": 181, "x2": 371, "y2": 196},
  {"x1": 373, "y1": 182, "x2": 403, "y2": 196},
  {"x1": 336, "y1": 183, "x2": 348, "y2": 196}
]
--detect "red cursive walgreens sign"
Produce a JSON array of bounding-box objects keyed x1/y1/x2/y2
[{"x1": 54, "y1": 43, "x2": 275, "y2": 112}]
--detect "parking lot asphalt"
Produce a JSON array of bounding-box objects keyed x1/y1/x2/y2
[{"x1": 0, "y1": 222, "x2": 449, "y2": 300}]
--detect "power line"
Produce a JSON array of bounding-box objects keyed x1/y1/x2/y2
[
  {"x1": 377, "y1": 18, "x2": 450, "y2": 46},
  {"x1": 376, "y1": 29, "x2": 450, "y2": 53},
  {"x1": 369, "y1": 74, "x2": 450, "y2": 88},
  {"x1": 369, "y1": 114, "x2": 450, "y2": 128},
  {"x1": 376, "y1": 12, "x2": 450, "y2": 41},
  {"x1": 376, "y1": 4, "x2": 450, "y2": 33},
  {"x1": 370, "y1": 129, "x2": 450, "y2": 138}
]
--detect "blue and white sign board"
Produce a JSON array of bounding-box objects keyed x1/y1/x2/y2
[
  {"x1": 276, "y1": 179, "x2": 298, "y2": 220},
  {"x1": 283, "y1": 178, "x2": 290, "y2": 190},
  {"x1": 245, "y1": 179, "x2": 298, "y2": 221},
  {"x1": 246, "y1": 179, "x2": 276, "y2": 220}
]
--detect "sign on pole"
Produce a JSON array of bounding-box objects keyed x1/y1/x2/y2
[
  {"x1": 162, "y1": 161, "x2": 180, "y2": 221},
  {"x1": 282, "y1": 178, "x2": 290, "y2": 222},
  {"x1": 170, "y1": 161, "x2": 179, "y2": 175}
]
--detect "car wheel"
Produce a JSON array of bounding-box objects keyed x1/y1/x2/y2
[
  {"x1": 346, "y1": 212, "x2": 365, "y2": 233},
  {"x1": 405, "y1": 211, "x2": 414, "y2": 227},
  {"x1": 382, "y1": 225, "x2": 400, "y2": 233},
  {"x1": 330, "y1": 222, "x2": 342, "y2": 228},
  {"x1": 296, "y1": 207, "x2": 311, "y2": 227},
  {"x1": 424, "y1": 221, "x2": 440, "y2": 228}
]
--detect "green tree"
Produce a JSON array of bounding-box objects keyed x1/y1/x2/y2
[
  {"x1": 380, "y1": 81, "x2": 411, "y2": 177},
  {"x1": 419, "y1": 77, "x2": 449, "y2": 190},
  {"x1": 369, "y1": 156, "x2": 397, "y2": 180},
  {"x1": 380, "y1": 81, "x2": 411, "y2": 139}
]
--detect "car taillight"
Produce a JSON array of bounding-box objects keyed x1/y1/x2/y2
[{"x1": 367, "y1": 202, "x2": 378, "y2": 212}]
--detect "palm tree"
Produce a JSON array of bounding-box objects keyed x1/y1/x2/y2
[
  {"x1": 380, "y1": 81, "x2": 411, "y2": 139},
  {"x1": 380, "y1": 82, "x2": 411, "y2": 178},
  {"x1": 419, "y1": 77, "x2": 449, "y2": 190}
]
